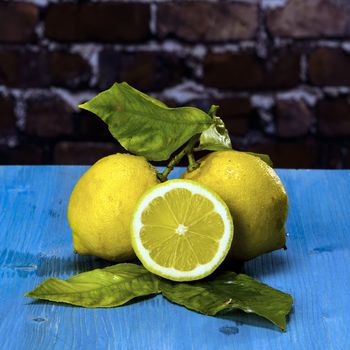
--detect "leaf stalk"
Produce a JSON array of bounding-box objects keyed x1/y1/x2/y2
[{"x1": 159, "y1": 134, "x2": 200, "y2": 181}]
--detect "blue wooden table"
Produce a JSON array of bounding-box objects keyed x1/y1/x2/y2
[{"x1": 1, "y1": 166, "x2": 349, "y2": 349}]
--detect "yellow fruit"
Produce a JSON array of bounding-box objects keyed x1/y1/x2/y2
[
  {"x1": 182, "y1": 150, "x2": 288, "y2": 261},
  {"x1": 131, "y1": 179, "x2": 233, "y2": 281},
  {"x1": 68, "y1": 153, "x2": 159, "y2": 261}
]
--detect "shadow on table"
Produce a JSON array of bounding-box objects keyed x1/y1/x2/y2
[
  {"x1": 216, "y1": 307, "x2": 294, "y2": 334},
  {"x1": 1, "y1": 248, "x2": 292, "y2": 280},
  {"x1": 221, "y1": 251, "x2": 292, "y2": 279},
  {"x1": 218, "y1": 311, "x2": 278, "y2": 332},
  {"x1": 0, "y1": 248, "x2": 115, "y2": 278}
]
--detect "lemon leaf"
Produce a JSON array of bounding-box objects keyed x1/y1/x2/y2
[
  {"x1": 160, "y1": 271, "x2": 293, "y2": 331},
  {"x1": 79, "y1": 82, "x2": 213, "y2": 161},
  {"x1": 197, "y1": 117, "x2": 232, "y2": 151},
  {"x1": 24, "y1": 263, "x2": 160, "y2": 308},
  {"x1": 25, "y1": 263, "x2": 293, "y2": 331},
  {"x1": 197, "y1": 106, "x2": 232, "y2": 151}
]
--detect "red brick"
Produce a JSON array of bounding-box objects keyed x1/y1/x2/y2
[
  {"x1": 265, "y1": 50, "x2": 300, "y2": 89},
  {"x1": 275, "y1": 99, "x2": 313, "y2": 138},
  {"x1": 157, "y1": 98, "x2": 178, "y2": 108},
  {"x1": 0, "y1": 3, "x2": 38, "y2": 43},
  {"x1": 309, "y1": 48, "x2": 350, "y2": 86},
  {"x1": 316, "y1": 97, "x2": 350, "y2": 137},
  {"x1": 186, "y1": 99, "x2": 212, "y2": 112},
  {"x1": 99, "y1": 50, "x2": 186, "y2": 91},
  {"x1": 343, "y1": 148, "x2": 350, "y2": 169},
  {"x1": 26, "y1": 93, "x2": 74, "y2": 138},
  {"x1": 215, "y1": 98, "x2": 253, "y2": 136},
  {"x1": 186, "y1": 97, "x2": 252, "y2": 136},
  {"x1": 49, "y1": 51, "x2": 91, "y2": 88},
  {"x1": 203, "y1": 50, "x2": 300, "y2": 90},
  {"x1": 3, "y1": 144, "x2": 43, "y2": 165},
  {"x1": 54, "y1": 142, "x2": 123, "y2": 165},
  {"x1": 247, "y1": 139, "x2": 319, "y2": 168},
  {"x1": 78, "y1": 109, "x2": 116, "y2": 141},
  {"x1": 0, "y1": 50, "x2": 21, "y2": 87},
  {"x1": 157, "y1": 2, "x2": 258, "y2": 41},
  {"x1": 45, "y1": 3, "x2": 150, "y2": 42},
  {"x1": 0, "y1": 48, "x2": 92, "y2": 88},
  {"x1": 267, "y1": 0, "x2": 350, "y2": 38},
  {"x1": 203, "y1": 53, "x2": 263, "y2": 90},
  {"x1": 0, "y1": 49, "x2": 49, "y2": 88},
  {"x1": 319, "y1": 141, "x2": 345, "y2": 169},
  {"x1": 0, "y1": 94, "x2": 16, "y2": 131}
]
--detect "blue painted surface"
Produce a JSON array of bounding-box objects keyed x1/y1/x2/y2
[{"x1": 0, "y1": 166, "x2": 349, "y2": 349}]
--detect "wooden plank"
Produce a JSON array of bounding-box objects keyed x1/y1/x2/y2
[{"x1": 0, "y1": 167, "x2": 349, "y2": 349}]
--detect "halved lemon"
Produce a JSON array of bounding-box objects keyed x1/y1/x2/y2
[{"x1": 131, "y1": 179, "x2": 233, "y2": 281}]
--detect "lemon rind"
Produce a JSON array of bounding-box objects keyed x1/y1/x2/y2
[{"x1": 131, "y1": 179, "x2": 233, "y2": 282}]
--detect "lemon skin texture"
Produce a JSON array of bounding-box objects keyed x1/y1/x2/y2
[
  {"x1": 68, "y1": 153, "x2": 159, "y2": 261},
  {"x1": 182, "y1": 150, "x2": 288, "y2": 261}
]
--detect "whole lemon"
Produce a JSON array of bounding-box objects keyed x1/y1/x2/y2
[
  {"x1": 68, "y1": 153, "x2": 158, "y2": 261},
  {"x1": 182, "y1": 150, "x2": 288, "y2": 261}
]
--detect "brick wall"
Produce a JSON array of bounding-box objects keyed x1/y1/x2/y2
[{"x1": 0, "y1": 0, "x2": 350, "y2": 168}]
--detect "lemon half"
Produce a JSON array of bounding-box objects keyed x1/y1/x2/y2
[
  {"x1": 182, "y1": 150, "x2": 288, "y2": 261},
  {"x1": 131, "y1": 179, "x2": 233, "y2": 282}
]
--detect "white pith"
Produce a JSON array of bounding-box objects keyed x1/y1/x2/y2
[{"x1": 132, "y1": 180, "x2": 233, "y2": 280}]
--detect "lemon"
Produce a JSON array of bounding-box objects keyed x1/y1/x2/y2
[
  {"x1": 68, "y1": 153, "x2": 159, "y2": 261},
  {"x1": 182, "y1": 150, "x2": 288, "y2": 261},
  {"x1": 131, "y1": 179, "x2": 233, "y2": 282}
]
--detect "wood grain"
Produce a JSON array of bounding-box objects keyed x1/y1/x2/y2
[{"x1": 0, "y1": 167, "x2": 349, "y2": 349}]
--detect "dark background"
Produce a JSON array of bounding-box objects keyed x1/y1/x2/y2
[{"x1": 0, "y1": 0, "x2": 350, "y2": 168}]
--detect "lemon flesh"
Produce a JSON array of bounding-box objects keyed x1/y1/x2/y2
[
  {"x1": 131, "y1": 179, "x2": 233, "y2": 282},
  {"x1": 68, "y1": 153, "x2": 159, "y2": 261},
  {"x1": 182, "y1": 150, "x2": 288, "y2": 261}
]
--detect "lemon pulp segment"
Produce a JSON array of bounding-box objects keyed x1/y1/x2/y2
[{"x1": 131, "y1": 179, "x2": 233, "y2": 281}]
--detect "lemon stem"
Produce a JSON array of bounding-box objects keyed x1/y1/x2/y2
[
  {"x1": 159, "y1": 134, "x2": 200, "y2": 182},
  {"x1": 157, "y1": 105, "x2": 220, "y2": 181},
  {"x1": 187, "y1": 152, "x2": 199, "y2": 171},
  {"x1": 208, "y1": 104, "x2": 219, "y2": 117}
]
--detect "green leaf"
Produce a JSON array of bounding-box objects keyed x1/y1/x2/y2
[
  {"x1": 25, "y1": 263, "x2": 160, "y2": 308},
  {"x1": 197, "y1": 105, "x2": 232, "y2": 151},
  {"x1": 25, "y1": 263, "x2": 293, "y2": 331},
  {"x1": 160, "y1": 271, "x2": 293, "y2": 331},
  {"x1": 79, "y1": 82, "x2": 213, "y2": 161},
  {"x1": 246, "y1": 152, "x2": 273, "y2": 167}
]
